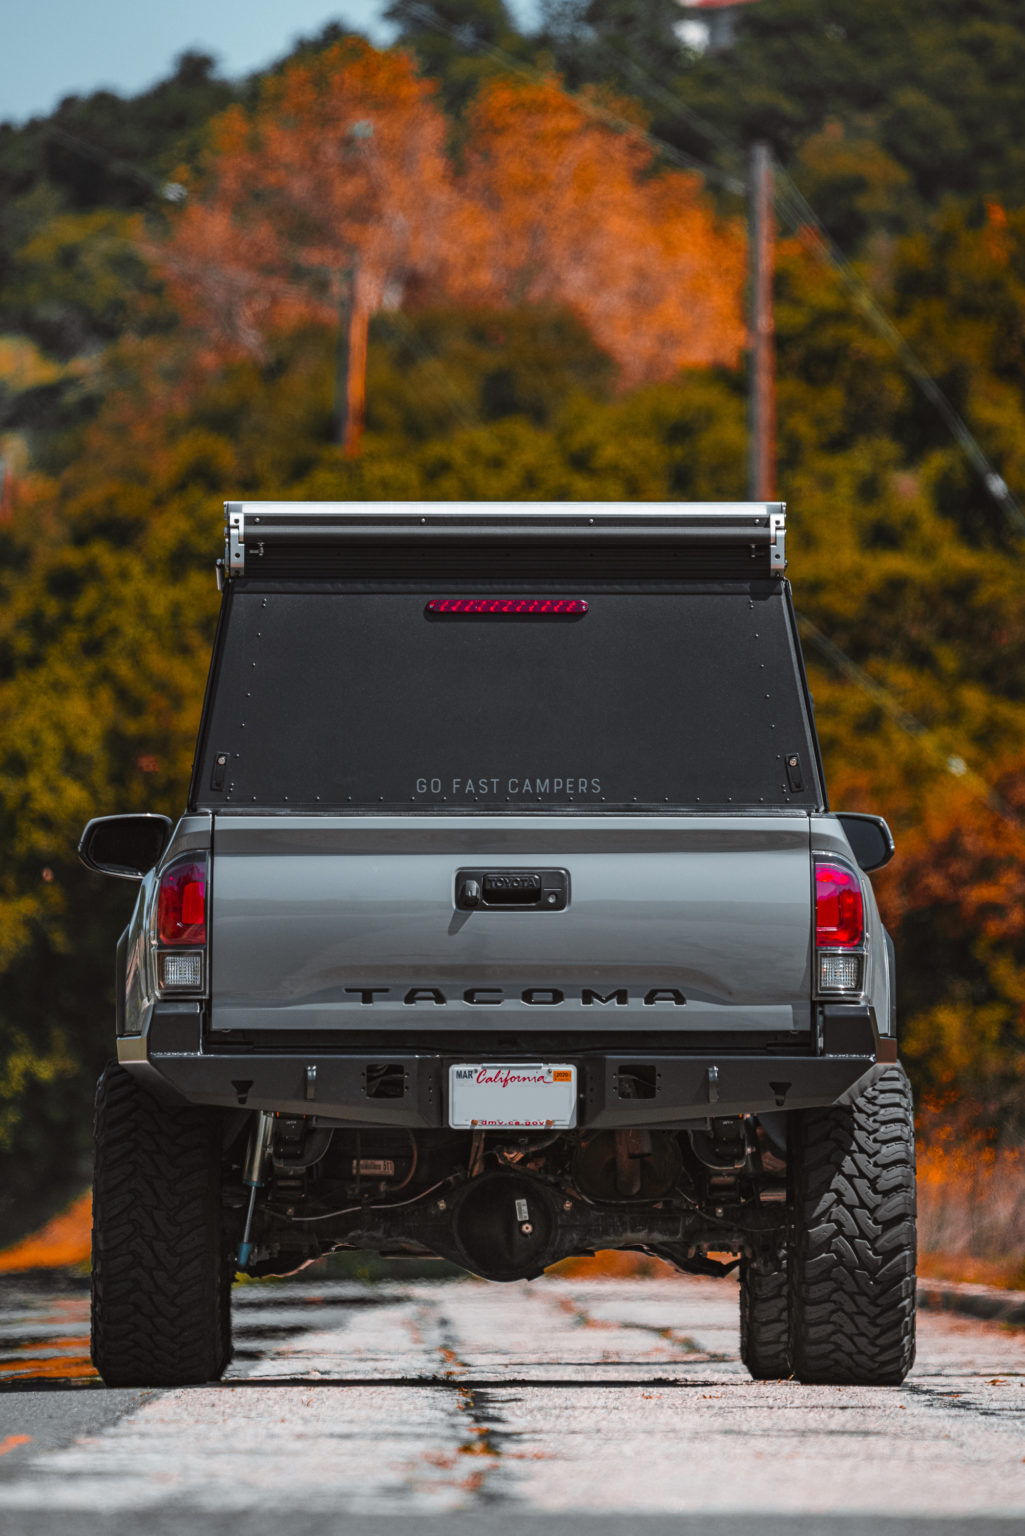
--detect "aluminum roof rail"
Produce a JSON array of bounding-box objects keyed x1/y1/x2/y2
[{"x1": 222, "y1": 500, "x2": 786, "y2": 581}]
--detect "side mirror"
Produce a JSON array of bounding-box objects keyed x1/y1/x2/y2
[
  {"x1": 79, "y1": 814, "x2": 173, "y2": 880},
  {"x1": 836, "y1": 812, "x2": 895, "y2": 874}
]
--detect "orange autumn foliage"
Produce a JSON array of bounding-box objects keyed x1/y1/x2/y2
[
  {"x1": 548, "y1": 1250, "x2": 679, "y2": 1279},
  {"x1": 450, "y1": 77, "x2": 746, "y2": 387},
  {"x1": 162, "y1": 41, "x2": 455, "y2": 451},
  {"x1": 886, "y1": 767, "x2": 1025, "y2": 949},
  {"x1": 857, "y1": 753, "x2": 1025, "y2": 1114},
  {"x1": 0, "y1": 1191, "x2": 91, "y2": 1272},
  {"x1": 915, "y1": 1091, "x2": 1025, "y2": 1285},
  {"x1": 160, "y1": 45, "x2": 745, "y2": 431},
  {"x1": 164, "y1": 41, "x2": 454, "y2": 338}
]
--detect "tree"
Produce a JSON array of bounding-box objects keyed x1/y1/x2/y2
[
  {"x1": 161, "y1": 40, "x2": 456, "y2": 454},
  {"x1": 385, "y1": 0, "x2": 532, "y2": 116},
  {"x1": 2, "y1": 211, "x2": 161, "y2": 359},
  {"x1": 536, "y1": 0, "x2": 687, "y2": 107},
  {"x1": 161, "y1": 46, "x2": 744, "y2": 441},
  {"x1": 449, "y1": 75, "x2": 745, "y2": 385},
  {"x1": 678, "y1": 0, "x2": 1025, "y2": 231}
]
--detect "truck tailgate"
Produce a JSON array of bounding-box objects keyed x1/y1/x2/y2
[{"x1": 209, "y1": 815, "x2": 812, "y2": 1036}]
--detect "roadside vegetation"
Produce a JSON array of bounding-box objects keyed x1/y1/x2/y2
[{"x1": 2, "y1": 0, "x2": 1025, "y2": 1278}]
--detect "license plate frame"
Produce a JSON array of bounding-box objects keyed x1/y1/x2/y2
[{"x1": 448, "y1": 1063, "x2": 578, "y2": 1130}]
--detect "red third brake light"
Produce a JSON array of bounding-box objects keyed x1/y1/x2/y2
[
  {"x1": 815, "y1": 862, "x2": 864, "y2": 948},
  {"x1": 425, "y1": 598, "x2": 588, "y2": 616},
  {"x1": 157, "y1": 858, "x2": 207, "y2": 946}
]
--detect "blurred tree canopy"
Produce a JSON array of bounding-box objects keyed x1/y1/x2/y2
[
  {"x1": 3, "y1": 1, "x2": 1025, "y2": 1235},
  {"x1": 677, "y1": 0, "x2": 1025, "y2": 217},
  {"x1": 160, "y1": 39, "x2": 743, "y2": 453}
]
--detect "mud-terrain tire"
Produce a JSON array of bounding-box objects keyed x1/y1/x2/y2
[
  {"x1": 91, "y1": 1062, "x2": 232, "y2": 1387},
  {"x1": 789, "y1": 1065, "x2": 916, "y2": 1386},
  {"x1": 739, "y1": 1251, "x2": 790, "y2": 1379}
]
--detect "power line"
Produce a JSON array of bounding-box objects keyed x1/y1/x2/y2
[
  {"x1": 772, "y1": 171, "x2": 1025, "y2": 536},
  {"x1": 592, "y1": 40, "x2": 746, "y2": 166},
  {"x1": 796, "y1": 612, "x2": 1022, "y2": 829},
  {"x1": 37, "y1": 102, "x2": 496, "y2": 448},
  {"x1": 401, "y1": 3, "x2": 746, "y2": 192},
  {"x1": 507, "y1": 23, "x2": 1024, "y2": 535},
  {"x1": 44, "y1": 125, "x2": 186, "y2": 203}
]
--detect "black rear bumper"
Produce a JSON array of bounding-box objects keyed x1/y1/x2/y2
[{"x1": 119, "y1": 1003, "x2": 891, "y2": 1127}]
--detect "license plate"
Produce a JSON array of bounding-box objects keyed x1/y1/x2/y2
[{"x1": 448, "y1": 1063, "x2": 577, "y2": 1130}]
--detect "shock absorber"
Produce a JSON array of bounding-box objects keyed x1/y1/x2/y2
[{"x1": 237, "y1": 1111, "x2": 275, "y2": 1269}]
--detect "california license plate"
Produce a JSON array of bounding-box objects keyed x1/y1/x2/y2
[{"x1": 448, "y1": 1063, "x2": 577, "y2": 1130}]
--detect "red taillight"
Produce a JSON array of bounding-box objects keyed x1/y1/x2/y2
[
  {"x1": 425, "y1": 598, "x2": 588, "y2": 616},
  {"x1": 815, "y1": 862, "x2": 863, "y2": 948},
  {"x1": 157, "y1": 858, "x2": 207, "y2": 946}
]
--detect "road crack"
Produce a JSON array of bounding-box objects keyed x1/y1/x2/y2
[
  {"x1": 430, "y1": 1316, "x2": 512, "y2": 1505},
  {"x1": 556, "y1": 1292, "x2": 725, "y2": 1359}
]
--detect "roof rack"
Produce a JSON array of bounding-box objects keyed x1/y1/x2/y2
[{"x1": 221, "y1": 501, "x2": 786, "y2": 583}]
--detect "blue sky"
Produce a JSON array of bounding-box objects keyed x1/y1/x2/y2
[{"x1": 1, "y1": 1, "x2": 403, "y2": 125}]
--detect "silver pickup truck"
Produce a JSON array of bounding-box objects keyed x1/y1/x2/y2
[{"x1": 80, "y1": 501, "x2": 915, "y2": 1388}]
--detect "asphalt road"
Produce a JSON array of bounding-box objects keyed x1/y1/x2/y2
[{"x1": 1, "y1": 1273, "x2": 1024, "y2": 1536}]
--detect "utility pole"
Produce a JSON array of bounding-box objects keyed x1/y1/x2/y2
[
  {"x1": 343, "y1": 265, "x2": 370, "y2": 460},
  {"x1": 748, "y1": 141, "x2": 776, "y2": 501},
  {"x1": 333, "y1": 119, "x2": 375, "y2": 457},
  {"x1": 332, "y1": 266, "x2": 352, "y2": 450}
]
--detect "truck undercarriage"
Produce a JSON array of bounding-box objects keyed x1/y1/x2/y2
[{"x1": 229, "y1": 1115, "x2": 792, "y2": 1283}]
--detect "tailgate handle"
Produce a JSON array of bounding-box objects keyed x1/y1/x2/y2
[{"x1": 456, "y1": 869, "x2": 569, "y2": 911}]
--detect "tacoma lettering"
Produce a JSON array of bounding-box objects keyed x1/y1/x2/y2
[
  {"x1": 344, "y1": 987, "x2": 391, "y2": 1005},
  {"x1": 343, "y1": 986, "x2": 684, "y2": 1005}
]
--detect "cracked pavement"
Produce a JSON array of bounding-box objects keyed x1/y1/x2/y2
[{"x1": 0, "y1": 1274, "x2": 1024, "y2": 1534}]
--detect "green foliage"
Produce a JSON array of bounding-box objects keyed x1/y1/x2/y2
[
  {"x1": 2, "y1": 211, "x2": 164, "y2": 359},
  {"x1": 0, "y1": 51, "x2": 237, "y2": 210},
  {"x1": 385, "y1": 0, "x2": 533, "y2": 115},
  {"x1": 792, "y1": 128, "x2": 911, "y2": 250},
  {"x1": 0, "y1": 50, "x2": 242, "y2": 354},
  {"x1": 677, "y1": 0, "x2": 1025, "y2": 226},
  {"x1": 366, "y1": 307, "x2": 615, "y2": 438},
  {"x1": 529, "y1": 0, "x2": 1025, "y2": 251},
  {"x1": 535, "y1": 0, "x2": 688, "y2": 93}
]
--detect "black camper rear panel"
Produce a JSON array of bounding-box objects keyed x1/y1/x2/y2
[{"x1": 191, "y1": 581, "x2": 823, "y2": 813}]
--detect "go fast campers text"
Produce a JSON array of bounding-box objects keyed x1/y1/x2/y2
[{"x1": 414, "y1": 777, "x2": 602, "y2": 798}]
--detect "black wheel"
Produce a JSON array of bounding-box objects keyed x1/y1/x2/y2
[
  {"x1": 789, "y1": 1065, "x2": 916, "y2": 1386},
  {"x1": 739, "y1": 1250, "x2": 790, "y2": 1379},
  {"x1": 91, "y1": 1062, "x2": 233, "y2": 1387}
]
